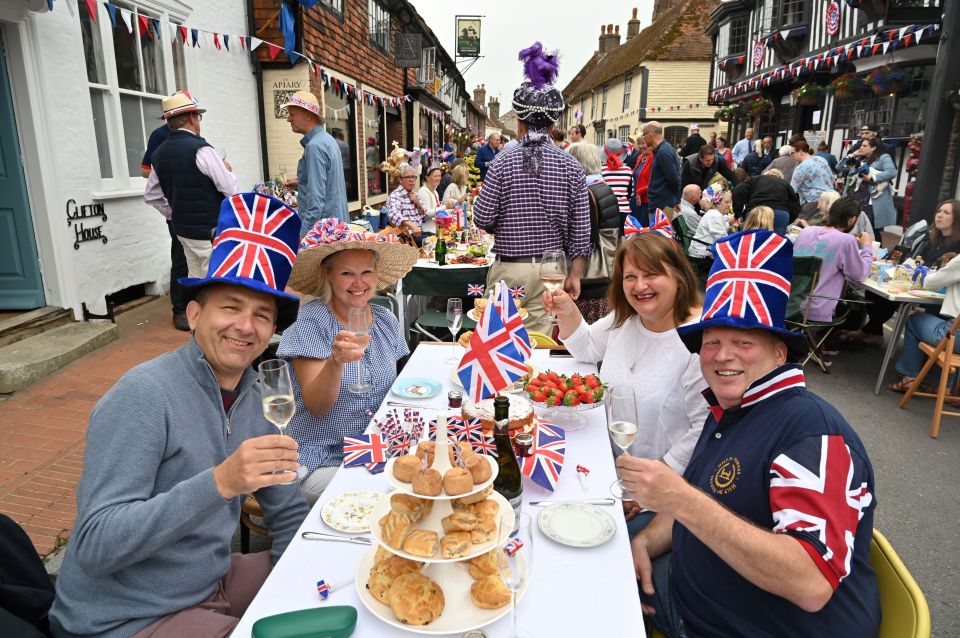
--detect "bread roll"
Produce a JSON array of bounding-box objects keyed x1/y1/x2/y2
[
  {"x1": 442, "y1": 468, "x2": 474, "y2": 496},
  {"x1": 379, "y1": 511, "x2": 413, "y2": 550},
  {"x1": 441, "y1": 511, "x2": 478, "y2": 534},
  {"x1": 452, "y1": 485, "x2": 493, "y2": 509},
  {"x1": 470, "y1": 574, "x2": 511, "y2": 609},
  {"x1": 415, "y1": 441, "x2": 435, "y2": 466},
  {"x1": 440, "y1": 531, "x2": 471, "y2": 559},
  {"x1": 402, "y1": 529, "x2": 439, "y2": 558},
  {"x1": 412, "y1": 468, "x2": 442, "y2": 496},
  {"x1": 390, "y1": 493, "x2": 429, "y2": 522},
  {"x1": 468, "y1": 549, "x2": 499, "y2": 579},
  {"x1": 470, "y1": 499, "x2": 499, "y2": 520},
  {"x1": 470, "y1": 515, "x2": 497, "y2": 544},
  {"x1": 374, "y1": 545, "x2": 395, "y2": 565},
  {"x1": 393, "y1": 455, "x2": 421, "y2": 483},
  {"x1": 465, "y1": 455, "x2": 492, "y2": 483},
  {"x1": 366, "y1": 555, "x2": 421, "y2": 603},
  {"x1": 387, "y1": 572, "x2": 445, "y2": 626}
]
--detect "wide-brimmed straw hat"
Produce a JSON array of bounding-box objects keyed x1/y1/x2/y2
[
  {"x1": 161, "y1": 90, "x2": 205, "y2": 119},
  {"x1": 280, "y1": 90, "x2": 321, "y2": 117},
  {"x1": 287, "y1": 219, "x2": 419, "y2": 296}
]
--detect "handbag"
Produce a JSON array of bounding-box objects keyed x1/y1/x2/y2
[{"x1": 581, "y1": 189, "x2": 620, "y2": 286}]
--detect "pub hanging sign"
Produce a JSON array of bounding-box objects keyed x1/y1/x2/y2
[{"x1": 66, "y1": 199, "x2": 108, "y2": 250}]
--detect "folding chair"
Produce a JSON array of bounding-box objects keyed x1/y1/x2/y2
[
  {"x1": 898, "y1": 313, "x2": 960, "y2": 438},
  {"x1": 527, "y1": 331, "x2": 559, "y2": 348},
  {"x1": 871, "y1": 529, "x2": 931, "y2": 638},
  {"x1": 670, "y1": 215, "x2": 714, "y2": 255}
]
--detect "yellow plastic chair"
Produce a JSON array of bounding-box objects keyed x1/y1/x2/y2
[
  {"x1": 872, "y1": 529, "x2": 931, "y2": 638},
  {"x1": 526, "y1": 331, "x2": 559, "y2": 348}
]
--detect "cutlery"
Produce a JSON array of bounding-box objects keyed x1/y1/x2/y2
[
  {"x1": 528, "y1": 498, "x2": 616, "y2": 507},
  {"x1": 301, "y1": 531, "x2": 373, "y2": 545},
  {"x1": 386, "y1": 401, "x2": 443, "y2": 409}
]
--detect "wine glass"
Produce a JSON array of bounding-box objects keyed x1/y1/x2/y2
[
  {"x1": 347, "y1": 307, "x2": 373, "y2": 394},
  {"x1": 258, "y1": 359, "x2": 297, "y2": 484},
  {"x1": 539, "y1": 250, "x2": 567, "y2": 325},
  {"x1": 445, "y1": 298, "x2": 463, "y2": 364},
  {"x1": 498, "y1": 512, "x2": 533, "y2": 638},
  {"x1": 607, "y1": 385, "x2": 640, "y2": 501}
]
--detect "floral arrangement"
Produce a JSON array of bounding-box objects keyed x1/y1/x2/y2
[
  {"x1": 714, "y1": 107, "x2": 733, "y2": 122},
  {"x1": 749, "y1": 97, "x2": 774, "y2": 116},
  {"x1": 253, "y1": 178, "x2": 297, "y2": 207},
  {"x1": 791, "y1": 83, "x2": 825, "y2": 106},
  {"x1": 866, "y1": 65, "x2": 909, "y2": 96},
  {"x1": 828, "y1": 73, "x2": 867, "y2": 100},
  {"x1": 730, "y1": 100, "x2": 750, "y2": 119}
]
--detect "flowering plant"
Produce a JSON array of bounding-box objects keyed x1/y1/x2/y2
[
  {"x1": 828, "y1": 73, "x2": 867, "y2": 100},
  {"x1": 253, "y1": 179, "x2": 297, "y2": 208},
  {"x1": 791, "y1": 83, "x2": 825, "y2": 105},
  {"x1": 749, "y1": 97, "x2": 774, "y2": 116},
  {"x1": 714, "y1": 107, "x2": 733, "y2": 122},
  {"x1": 866, "y1": 65, "x2": 909, "y2": 95}
]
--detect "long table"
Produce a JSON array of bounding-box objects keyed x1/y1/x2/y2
[{"x1": 232, "y1": 344, "x2": 645, "y2": 636}]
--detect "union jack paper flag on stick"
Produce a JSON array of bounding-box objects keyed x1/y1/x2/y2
[
  {"x1": 467, "y1": 283, "x2": 486, "y2": 297},
  {"x1": 342, "y1": 433, "x2": 388, "y2": 467},
  {"x1": 518, "y1": 420, "x2": 566, "y2": 491},
  {"x1": 430, "y1": 415, "x2": 486, "y2": 443},
  {"x1": 509, "y1": 285, "x2": 526, "y2": 299},
  {"x1": 456, "y1": 297, "x2": 528, "y2": 402},
  {"x1": 494, "y1": 280, "x2": 533, "y2": 361}
]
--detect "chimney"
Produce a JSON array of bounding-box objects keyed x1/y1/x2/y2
[
  {"x1": 488, "y1": 97, "x2": 500, "y2": 121},
  {"x1": 599, "y1": 23, "x2": 622, "y2": 54},
  {"x1": 626, "y1": 7, "x2": 641, "y2": 40},
  {"x1": 474, "y1": 84, "x2": 487, "y2": 111},
  {"x1": 652, "y1": 0, "x2": 682, "y2": 21},
  {"x1": 597, "y1": 24, "x2": 606, "y2": 54}
]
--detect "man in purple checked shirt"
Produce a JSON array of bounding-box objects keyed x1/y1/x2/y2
[{"x1": 473, "y1": 43, "x2": 590, "y2": 334}]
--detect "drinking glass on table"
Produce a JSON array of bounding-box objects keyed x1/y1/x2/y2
[
  {"x1": 347, "y1": 307, "x2": 373, "y2": 394},
  {"x1": 445, "y1": 298, "x2": 463, "y2": 364},
  {"x1": 258, "y1": 359, "x2": 297, "y2": 484},
  {"x1": 539, "y1": 250, "x2": 567, "y2": 325},
  {"x1": 498, "y1": 512, "x2": 534, "y2": 638},
  {"x1": 607, "y1": 385, "x2": 642, "y2": 501}
]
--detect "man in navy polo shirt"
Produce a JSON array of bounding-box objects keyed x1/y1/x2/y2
[{"x1": 618, "y1": 230, "x2": 880, "y2": 638}]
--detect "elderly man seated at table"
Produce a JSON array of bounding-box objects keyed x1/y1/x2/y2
[
  {"x1": 386, "y1": 163, "x2": 430, "y2": 246},
  {"x1": 620, "y1": 230, "x2": 880, "y2": 638},
  {"x1": 676, "y1": 184, "x2": 703, "y2": 234},
  {"x1": 280, "y1": 220, "x2": 419, "y2": 504}
]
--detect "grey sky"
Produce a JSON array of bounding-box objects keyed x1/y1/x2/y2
[{"x1": 412, "y1": 0, "x2": 656, "y2": 109}]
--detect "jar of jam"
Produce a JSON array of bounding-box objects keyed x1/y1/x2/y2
[
  {"x1": 513, "y1": 432, "x2": 534, "y2": 457},
  {"x1": 447, "y1": 390, "x2": 463, "y2": 409}
]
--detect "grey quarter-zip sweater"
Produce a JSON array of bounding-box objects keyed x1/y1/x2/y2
[{"x1": 49, "y1": 338, "x2": 310, "y2": 638}]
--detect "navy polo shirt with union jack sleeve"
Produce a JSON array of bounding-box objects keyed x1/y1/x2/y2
[{"x1": 671, "y1": 364, "x2": 881, "y2": 637}]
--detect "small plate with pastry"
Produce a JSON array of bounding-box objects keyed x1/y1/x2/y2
[
  {"x1": 320, "y1": 490, "x2": 383, "y2": 534},
  {"x1": 391, "y1": 377, "x2": 444, "y2": 399},
  {"x1": 384, "y1": 440, "x2": 498, "y2": 500}
]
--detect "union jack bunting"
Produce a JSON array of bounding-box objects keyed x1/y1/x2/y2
[
  {"x1": 638, "y1": 208, "x2": 673, "y2": 240},
  {"x1": 769, "y1": 434, "x2": 872, "y2": 587},
  {"x1": 432, "y1": 415, "x2": 486, "y2": 443},
  {"x1": 703, "y1": 231, "x2": 790, "y2": 327},
  {"x1": 467, "y1": 283, "x2": 486, "y2": 297},
  {"x1": 494, "y1": 281, "x2": 533, "y2": 361},
  {"x1": 623, "y1": 214, "x2": 644, "y2": 235},
  {"x1": 504, "y1": 537, "x2": 524, "y2": 557},
  {"x1": 510, "y1": 285, "x2": 526, "y2": 299},
  {"x1": 342, "y1": 433, "x2": 388, "y2": 467},
  {"x1": 456, "y1": 296, "x2": 528, "y2": 402},
  {"x1": 518, "y1": 420, "x2": 566, "y2": 491},
  {"x1": 211, "y1": 193, "x2": 299, "y2": 289},
  {"x1": 316, "y1": 580, "x2": 330, "y2": 600}
]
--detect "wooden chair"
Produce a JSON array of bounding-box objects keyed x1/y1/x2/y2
[
  {"x1": 898, "y1": 313, "x2": 960, "y2": 438},
  {"x1": 872, "y1": 529, "x2": 931, "y2": 638},
  {"x1": 239, "y1": 494, "x2": 268, "y2": 554}
]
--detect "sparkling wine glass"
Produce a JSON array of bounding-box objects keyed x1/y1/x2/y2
[
  {"x1": 539, "y1": 250, "x2": 567, "y2": 325},
  {"x1": 498, "y1": 512, "x2": 533, "y2": 638},
  {"x1": 607, "y1": 385, "x2": 640, "y2": 501},
  {"x1": 258, "y1": 359, "x2": 297, "y2": 484},
  {"x1": 445, "y1": 298, "x2": 463, "y2": 364},
  {"x1": 347, "y1": 307, "x2": 373, "y2": 394}
]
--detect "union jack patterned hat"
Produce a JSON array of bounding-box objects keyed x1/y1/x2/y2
[
  {"x1": 677, "y1": 230, "x2": 808, "y2": 358},
  {"x1": 179, "y1": 192, "x2": 302, "y2": 330}
]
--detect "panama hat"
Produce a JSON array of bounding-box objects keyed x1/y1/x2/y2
[
  {"x1": 677, "y1": 229, "x2": 808, "y2": 360},
  {"x1": 280, "y1": 90, "x2": 321, "y2": 117},
  {"x1": 161, "y1": 90, "x2": 205, "y2": 119},
  {"x1": 179, "y1": 192, "x2": 302, "y2": 331},
  {"x1": 287, "y1": 219, "x2": 419, "y2": 297}
]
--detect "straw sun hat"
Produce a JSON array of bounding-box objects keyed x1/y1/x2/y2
[{"x1": 287, "y1": 218, "x2": 419, "y2": 297}]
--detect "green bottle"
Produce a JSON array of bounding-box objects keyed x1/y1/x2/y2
[
  {"x1": 492, "y1": 396, "x2": 522, "y2": 534},
  {"x1": 436, "y1": 236, "x2": 447, "y2": 266}
]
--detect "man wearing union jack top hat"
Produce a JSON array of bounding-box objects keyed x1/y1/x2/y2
[
  {"x1": 619, "y1": 230, "x2": 880, "y2": 637},
  {"x1": 50, "y1": 193, "x2": 309, "y2": 638}
]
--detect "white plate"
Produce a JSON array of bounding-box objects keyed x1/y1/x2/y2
[
  {"x1": 355, "y1": 543, "x2": 527, "y2": 635},
  {"x1": 909, "y1": 290, "x2": 945, "y2": 300},
  {"x1": 384, "y1": 442, "x2": 498, "y2": 500},
  {"x1": 369, "y1": 490, "x2": 514, "y2": 563},
  {"x1": 537, "y1": 502, "x2": 616, "y2": 548},
  {"x1": 320, "y1": 490, "x2": 383, "y2": 534}
]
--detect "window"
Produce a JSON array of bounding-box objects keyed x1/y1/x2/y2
[
  {"x1": 368, "y1": 0, "x2": 391, "y2": 54},
  {"x1": 729, "y1": 16, "x2": 748, "y2": 55},
  {"x1": 618, "y1": 125, "x2": 631, "y2": 144},
  {"x1": 622, "y1": 73, "x2": 632, "y2": 112},
  {"x1": 664, "y1": 126, "x2": 687, "y2": 150},
  {"x1": 594, "y1": 129, "x2": 604, "y2": 146},
  {"x1": 319, "y1": 0, "x2": 343, "y2": 16},
  {"x1": 363, "y1": 101, "x2": 387, "y2": 197},
  {"x1": 324, "y1": 83, "x2": 359, "y2": 203},
  {"x1": 418, "y1": 47, "x2": 436, "y2": 86},
  {"x1": 758, "y1": 0, "x2": 806, "y2": 33},
  {"x1": 833, "y1": 66, "x2": 933, "y2": 139},
  {"x1": 78, "y1": 0, "x2": 184, "y2": 184},
  {"x1": 601, "y1": 85, "x2": 608, "y2": 118},
  {"x1": 590, "y1": 92, "x2": 596, "y2": 119}
]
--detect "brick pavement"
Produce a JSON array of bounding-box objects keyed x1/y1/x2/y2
[{"x1": 0, "y1": 298, "x2": 189, "y2": 557}]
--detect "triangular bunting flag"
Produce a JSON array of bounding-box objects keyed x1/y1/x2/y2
[
  {"x1": 268, "y1": 43, "x2": 281, "y2": 61},
  {"x1": 118, "y1": 7, "x2": 133, "y2": 33},
  {"x1": 136, "y1": 14, "x2": 149, "y2": 38},
  {"x1": 903, "y1": 34, "x2": 913, "y2": 47},
  {"x1": 915, "y1": 27, "x2": 924, "y2": 44},
  {"x1": 780, "y1": 29, "x2": 790, "y2": 40},
  {"x1": 249, "y1": 36, "x2": 262, "y2": 51},
  {"x1": 899, "y1": 25, "x2": 911, "y2": 39},
  {"x1": 104, "y1": 2, "x2": 117, "y2": 26},
  {"x1": 223, "y1": 34, "x2": 229, "y2": 51},
  {"x1": 190, "y1": 28, "x2": 199, "y2": 47},
  {"x1": 882, "y1": 42, "x2": 890, "y2": 54},
  {"x1": 179, "y1": 25, "x2": 188, "y2": 43},
  {"x1": 213, "y1": 32, "x2": 221, "y2": 50},
  {"x1": 871, "y1": 44, "x2": 881, "y2": 56},
  {"x1": 150, "y1": 18, "x2": 161, "y2": 39},
  {"x1": 84, "y1": 0, "x2": 97, "y2": 22}
]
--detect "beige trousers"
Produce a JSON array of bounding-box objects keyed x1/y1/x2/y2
[
  {"x1": 485, "y1": 259, "x2": 553, "y2": 335},
  {"x1": 177, "y1": 236, "x2": 214, "y2": 279}
]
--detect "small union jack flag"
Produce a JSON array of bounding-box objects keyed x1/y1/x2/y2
[
  {"x1": 704, "y1": 231, "x2": 790, "y2": 327},
  {"x1": 467, "y1": 283, "x2": 486, "y2": 297},
  {"x1": 495, "y1": 280, "x2": 532, "y2": 361},
  {"x1": 365, "y1": 462, "x2": 386, "y2": 474},
  {"x1": 518, "y1": 420, "x2": 566, "y2": 491},
  {"x1": 451, "y1": 441, "x2": 465, "y2": 467},
  {"x1": 504, "y1": 537, "x2": 524, "y2": 557},
  {"x1": 442, "y1": 415, "x2": 486, "y2": 443},
  {"x1": 510, "y1": 285, "x2": 526, "y2": 299},
  {"x1": 316, "y1": 580, "x2": 330, "y2": 600},
  {"x1": 638, "y1": 208, "x2": 673, "y2": 240},
  {"x1": 623, "y1": 214, "x2": 644, "y2": 235},
  {"x1": 472, "y1": 435, "x2": 497, "y2": 456},
  {"x1": 342, "y1": 433, "x2": 388, "y2": 467},
  {"x1": 576, "y1": 464, "x2": 590, "y2": 475}
]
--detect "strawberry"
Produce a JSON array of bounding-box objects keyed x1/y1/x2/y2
[
  {"x1": 547, "y1": 371, "x2": 560, "y2": 383},
  {"x1": 592, "y1": 387, "x2": 605, "y2": 401},
  {"x1": 538, "y1": 373, "x2": 550, "y2": 382},
  {"x1": 544, "y1": 381, "x2": 559, "y2": 392},
  {"x1": 570, "y1": 373, "x2": 584, "y2": 386},
  {"x1": 563, "y1": 392, "x2": 581, "y2": 407},
  {"x1": 584, "y1": 375, "x2": 601, "y2": 389},
  {"x1": 572, "y1": 384, "x2": 589, "y2": 396},
  {"x1": 532, "y1": 391, "x2": 548, "y2": 403},
  {"x1": 580, "y1": 392, "x2": 596, "y2": 404},
  {"x1": 526, "y1": 377, "x2": 542, "y2": 388},
  {"x1": 545, "y1": 395, "x2": 561, "y2": 407}
]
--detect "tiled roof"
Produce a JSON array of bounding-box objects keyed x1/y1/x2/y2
[{"x1": 564, "y1": 0, "x2": 719, "y2": 102}]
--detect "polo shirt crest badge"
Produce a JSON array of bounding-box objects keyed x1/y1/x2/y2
[{"x1": 710, "y1": 456, "x2": 741, "y2": 495}]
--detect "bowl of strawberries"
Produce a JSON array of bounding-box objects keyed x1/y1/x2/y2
[{"x1": 524, "y1": 371, "x2": 605, "y2": 410}]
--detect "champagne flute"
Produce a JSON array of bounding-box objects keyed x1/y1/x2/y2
[
  {"x1": 445, "y1": 298, "x2": 463, "y2": 364},
  {"x1": 498, "y1": 512, "x2": 533, "y2": 638},
  {"x1": 347, "y1": 307, "x2": 373, "y2": 394},
  {"x1": 539, "y1": 250, "x2": 567, "y2": 325},
  {"x1": 607, "y1": 385, "x2": 639, "y2": 501},
  {"x1": 258, "y1": 359, "x2": 297, "y2": 484}
]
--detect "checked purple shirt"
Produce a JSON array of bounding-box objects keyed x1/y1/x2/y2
[
  {"x1": 473, "y1": 138, "x2": 591, "y2": 259},
  {"x1": 386, "y1": 184, "x2": 425, "y2": 229}
]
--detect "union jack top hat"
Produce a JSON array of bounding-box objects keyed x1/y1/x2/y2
[
  {"x1": 179, "y1": 192, "x2": 302, "y2": 330},
  {"x1": 677, "y1": 229, "x2": 808, "y2": 358}
]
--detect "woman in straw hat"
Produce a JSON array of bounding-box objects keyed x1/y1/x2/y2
[{"x1": 278, "y1": 219, "x2": 418, "y2": 504}]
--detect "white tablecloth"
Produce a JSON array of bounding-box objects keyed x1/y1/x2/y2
[{"x1": 232, "y1": 345, "x2": 645, "y2": 637}]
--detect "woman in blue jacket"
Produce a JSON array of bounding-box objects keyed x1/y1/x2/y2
[{"x1": 854, "y1": 137, "x2": 897, "y2": 236}]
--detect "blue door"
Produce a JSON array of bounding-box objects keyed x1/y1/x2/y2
[{"x1": 0, "y1": 30, "x2": 44, "y2": 309}]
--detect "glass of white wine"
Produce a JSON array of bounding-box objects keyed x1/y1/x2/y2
[
  {"x1": 445, "y1": 298, "x2": 463, "y2": 364},
  {"x1": 607, "y1": 385, "x2": 640, "y2": 501},
  {"x1": 347, "y1": 307, "x2": 373, "y2": 394},
  {"x1": 539, "y1": 250, "x2": 567, "y2": 325},
  {"x1": 258, "y1": 359, "x2": 297, "y2": 485}
]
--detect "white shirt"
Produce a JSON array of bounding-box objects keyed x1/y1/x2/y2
[
  {"x1": 678, "y1": 200, "x2": 701, "y2": 235},
  {"x1": 562, "y1": 313, "x2": 709, "y2": 472},
  {"x1": 417, "y1": 185, "x2": 444, "y2": 234},
  {"x1": 143, "y1": 128, "x2": 238, "y2": 220},
  {"x1": 688, "y1": 209, "x2": 728, "y2": 259}
]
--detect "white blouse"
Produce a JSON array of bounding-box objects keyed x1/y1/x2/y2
[
  {"x1": 417, "y1": 185, "x2": 441, "y2": 234},
  {"x1": 562, "y1": 312, "x2": 708, "y2": 473}
]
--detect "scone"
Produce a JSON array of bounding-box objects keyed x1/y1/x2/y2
[
  {"x1": 412, "y1": 468, "x2": 442, "y2": 496},
  {"x1": 470, "y1": 574, "x2": 511, "y2": 609},
  {"x1": 374, "y1": 544, "x2": 396, "y2": 565},
  {"x1": 393, "y1": 455, "x2": 421, "y2": 483},
  {"x1": 440, "y1": 531, "x2": 472, "y2": 559},
  {"x1": 379, "y1": 511, "x2": 413, "y2": 550},
  {"x1": 452, "y1": 485, "x2": 493, "y2": 509},
  {"x1": 448, "y1": 441, "x2": 475, "y2": 465},
  {"x1": 470, "y1": 499, "x2": 499, "y2": 520},
  {"x1": 470, "y1": 515, "x2": 497, "y2": 544},
  {"x1": 367, "y1": 555, "x2": 422, "y2": 603},
  {"x1": 387, "y1": 572, "x2": 445, "y2": 626},
  {"x1": 390, "y1": 493, "x2": 429, "y2": 522},
  {"x1": 442, "y1": 468, "x2": 474, "y2": 496},
  {"x1": 468, "y1": 549, "x2": 499, "y2": 579},
  {"x1": 441, "y1": 511, "x2": 478, "y2": 533},
  {"x1": 465, "y1": 455, "x2": 492, "y2": 483},
  {"x1": 402, "y1": 529, "x2": 439, "y2": 558},
  {"x1": 415, "y1": 441, "x2": 436, "y2": 466}
]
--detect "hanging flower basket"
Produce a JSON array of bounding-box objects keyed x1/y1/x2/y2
[
  {"x1": 791, "y1": 83, "x2": 825, "y2": 106},
  {"x1": 714, "y1": 107, "x2": 733, "y2": 122},
  {"x1": 828, "y1": 73, "x2": 867, "y2": 101},
  {"x1": 749, "y1": 97, "x2": 775, "y2": 118},
  {"x1": 730, "y1": 101, "x2": 750, "y2": 119},
  {"x1": 867, "y1": 65, "x2": 909, "y2": 96}
]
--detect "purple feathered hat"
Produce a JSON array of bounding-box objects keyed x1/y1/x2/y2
[{"x1": 512, "y1": 43, "x2": 565, "y2": 129}]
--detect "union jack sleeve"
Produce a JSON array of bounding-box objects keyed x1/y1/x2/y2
[{"x1": 768, "y1": 434, "x2": 873, "y2": 590}]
